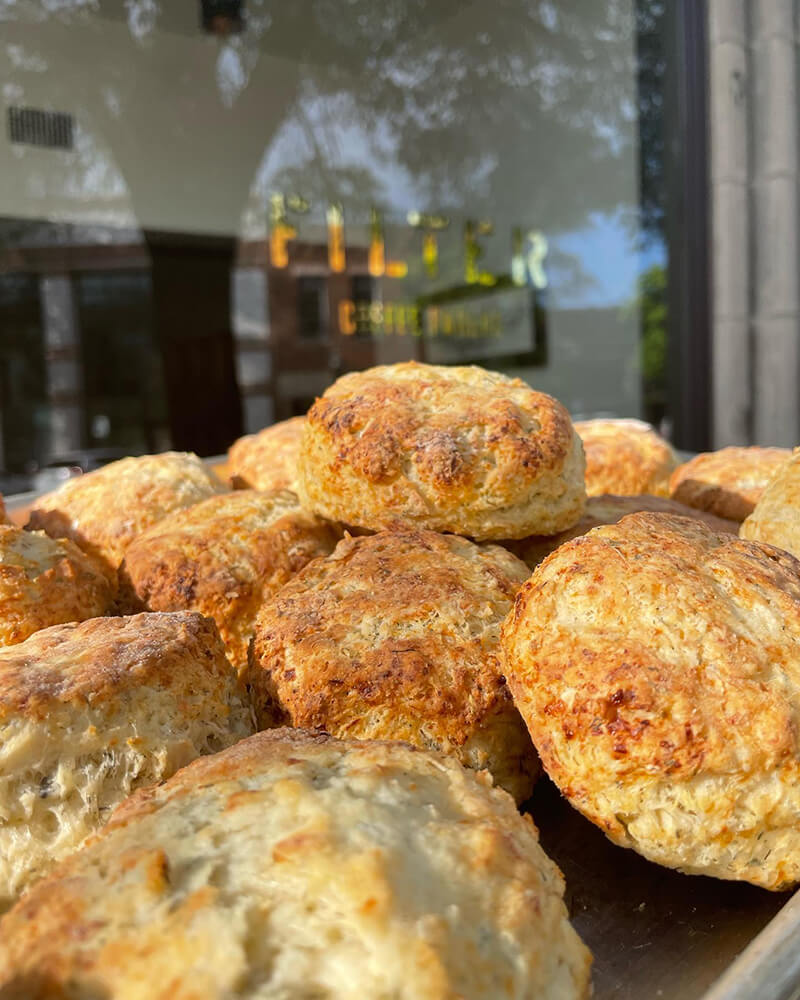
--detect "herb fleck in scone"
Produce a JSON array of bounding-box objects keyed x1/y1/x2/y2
[
  {"x1": 0, "y1": 611, "x2": 253, "y2": 909},
  {"x1": 0, "y1": 729, "x2": 591, "y2": 1000}
]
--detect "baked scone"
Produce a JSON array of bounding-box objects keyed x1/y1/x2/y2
[
  {"x1": 297, "y1": 361, "x2": 586, "y2": 539},
  {"x1": 0, "y1": 525, "x2": 113, "y2": 647},
  {"x1": 0, "y1": 611, "x2": 254, "y2": 909},
  {"x1": 740, "y1": 448, "x2": 800, "y2": 557},
  {"x1": 26, "y1": 452, "x2": 226, "y2": 571},
  {"x1": 247, "y1": 528, "x2": 538, "y2": 803},
  {"x1": 0, "y1": 496, "x2": 7, "y2": 524},
  {"x1": 118, "y1": 489, "x2": 342, "y2": 673},
  {"x1": 227, "y1": 416, "x2": 305, "y2": 491},
  {"x1": 505, "y1": 494, "x2": 738, "y2": 569},
  {"x1": 502, "y1": 512, "x2": 800, "y2": 889},
  {"x1": 672, "y1": 446, "x2": 792, "y2": 522},
  {"x1": 0, "y1": 729, "x2": 591, "y2": 999},
  {"x1": 574, "y1": 418, "x2": 677, "y2": 497}
]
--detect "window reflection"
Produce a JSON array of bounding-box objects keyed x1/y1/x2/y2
[{"x1": 0, "y1": 0, "x2": 668, "y2": 490}]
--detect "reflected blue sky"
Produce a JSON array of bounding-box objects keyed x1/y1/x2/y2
[{"x1": 553, "y1": 215, "x2": 666, "y2": 309}]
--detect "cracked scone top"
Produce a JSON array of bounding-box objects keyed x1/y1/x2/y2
[
  {"x1": 246, "y1": 528, "x2": 539, "y2": 803},
  {"x1": 573, "y1": 418, "x2": 677, "y2": 498},
  {"x1": 502, "y1": 512, "x2": 800, "y2": 890},
  {"x1": 296, "y1": 361, "x2": 586, "y2": 539},
  {"x1": 0, "y1": 611, "x2": 254, "y2": 910},
  {"x1": 27, "y1": 451, "x2": 227, "y2": 570},
  {"x1": 0, "y1": 729, "x2": 591, "y2": 1000}
]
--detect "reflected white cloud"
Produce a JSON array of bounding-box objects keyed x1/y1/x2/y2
[
  {"x1": 124, "y1": 0, "x2": 158, "y2": 41},
  {"x1": 216, "y1": 42, "x2": 247, "y2": 107},
  {"x1": 0, "y1": 0, "x2": 98, "y2": 21}
]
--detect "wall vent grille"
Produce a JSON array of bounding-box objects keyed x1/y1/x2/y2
[{"x1": 7, "y1": 106, "x2": 74, "y2": 150}]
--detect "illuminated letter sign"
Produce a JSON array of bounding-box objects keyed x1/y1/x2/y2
[
  {"x1": 268, "y1": 193, "x2": 297, "y2": 269},
  {"x1": 464, "y1": 220, "x2": 496, "y2": 286},
  {"x1": 368, "y1": 207, "x2": 385, "y2": 277},
  {"x1": 512, "y1": 228, "x2": 548, "y2": 289},
  {"x1": 327, "y1": 203, "x2": 346, "y2": 273}
]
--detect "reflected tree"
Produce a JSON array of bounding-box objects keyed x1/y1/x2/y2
[{"x1": 2, "y1": 0, "x2": 666, "y2": 243}]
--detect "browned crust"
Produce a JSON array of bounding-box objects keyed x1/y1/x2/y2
[
  {"x1": 297, "y1": 362, "x2": 585, "y2": 539},
  {"x1": 574, "y1": 419, "x2": 677, "y2": 497},
  {"x1": 118, "y1": 490, "x2": 342, "y2": 672},
  {"x1": 227, "y1": 417, "x2": 306, "y2": 492},
  {"x1": 670, "y1": 446, "x2": 792, "y2": 521},
  {"x1": 26, "y1": 452, "x2": 226, "y2": 571},
  {"x1": 505, "y1": 512, "x2": 800, "y2": 781},
  {"x1": 505, "y1": 494, "x2": 739, "y2": 569},
  {"x1": 502, "y1": 512, "x2": 800, "y2": 886},
  {"x1": 0, "y1": 526, "x2": 114, "y2": 646},
  {"x1": 0, "y1": 612, "x2": 234, "y2": 721},
  {"x1": 0, "y1": 728, "x2": 592, "y2": 999},
  {"x1": 246, "y1": 527, "x2": 538, "y2": 800}
]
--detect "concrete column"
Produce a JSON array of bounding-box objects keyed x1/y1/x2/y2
[
  {"x1": 39, "y1": 274, "x2": 83, "y2": 458},
  {"x1": 708, "y1": 0, "x2": 751, "y2": 445},
  {"x1": 750, "y1": 0, "x2": 800, "y2": 445}
]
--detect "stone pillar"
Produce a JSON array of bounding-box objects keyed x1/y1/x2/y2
[
  {"x1": 39, "y1": 274, "x2": 83, "y2": 458},
  {"x1": 750, "y1": 0, "x2": 800, "y2": 445},
  {"x1": 708, "y1": 0, "x2": 800, "y2": 447},
  {"x1": 708, "y1": 0, "x2": 750, "y2": 446}
]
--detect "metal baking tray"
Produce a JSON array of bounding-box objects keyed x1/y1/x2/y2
[
  {"x1": 528, "y1": 778, "x2": 799, "y2": 999},
  {"x1": 5, "y1": 484, "x2": 800, "y2": 999}
]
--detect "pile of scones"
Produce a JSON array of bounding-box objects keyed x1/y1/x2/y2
[{"x1": 1, "y1": 360, "x2": 800, "y2": 997}]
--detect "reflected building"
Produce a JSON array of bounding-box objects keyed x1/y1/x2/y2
[{"x1": 0, "y1": 0, "x2": 742, "y2": 492}]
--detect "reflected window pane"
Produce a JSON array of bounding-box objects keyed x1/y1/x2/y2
[{"x1": 0, "y1": 0, "x2": 676, "y2": 489}]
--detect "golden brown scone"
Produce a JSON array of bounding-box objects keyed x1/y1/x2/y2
[
  {"x1": 0, "y1": 525, "x2": 113, "y2": 647},
  {"x1": 0, "y1": 729, "x2": 591, "y2": 1000},
  {"x1": 502, "y1": 512, "x2": 800, "y2": 890},
  {"x1": 740, "y1": 448, "x2": 800, "y2": 557},
  {"x1": 227, "y1": 416, "x2": 306, "y2": 491},
  {"x1": 505, "y1": 493, "x2": 738, "y2": 569},
  {"x1": 297, "y1": 361, "x2": 586, "y2": 540},
  {"x1": 672, "y1": 446, "x2": 792, "y2": 522},
  {"x1": 0, "y1": 496, "x2": 6, "y2": 524},
  {"x1": 246, "y1": 528, "x2": 538, "y2": 803},
  {"x1": 0, "y1": 612, "x2": 254, "y2": 909},
  {"x1": 26, "y1": 452, "x2": 226, "y2": 571},
  {"x1": 118, "y1": 489, "x2": 342, "y2": 673},
  {"x1": 574, "y1": 418, "x2": 677, "y2": 497}
]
